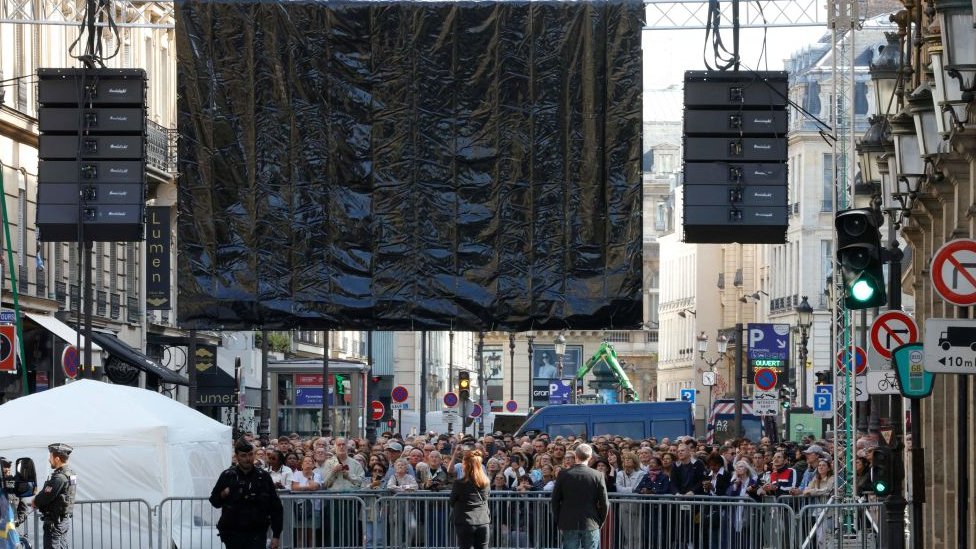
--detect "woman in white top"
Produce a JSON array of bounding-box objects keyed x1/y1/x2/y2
[
  {"x1": 289, "y1": 456, "x2": 323, "y2": 547},
  {"x1": 266, "y1": 450, "x2": 292, "y2": 490},
  {"x1": 502, "y1": 453, "x2": 527, "y2": 489},
  {"x1": 386, "y1": 458, "x2": 419, "y2": 492},
  {"x1": 615, "y1": 452, "x2": 646, "y2": 548}
]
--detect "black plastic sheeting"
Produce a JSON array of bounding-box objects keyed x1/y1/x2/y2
[{"x1": 176, "y1": 0, "x2": 644, "y2": 332}]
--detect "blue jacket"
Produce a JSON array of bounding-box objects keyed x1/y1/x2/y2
[{"x1": 633, "y1": 470, "x2": 672, "y2": 495}]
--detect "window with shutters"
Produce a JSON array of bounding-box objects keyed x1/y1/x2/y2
[
  {"x1": 822, "y1": 153, "x2": 834, "y2": 211},
  {"x1": 109, "y1": 244, "x2": 118, "y2": 293},
  {"x1": 95, "y1": 242, "x2": 104, "y2": 295}
]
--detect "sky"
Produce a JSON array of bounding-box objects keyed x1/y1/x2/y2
[{"x1": 643, "y1": 25, "x2": 832, "y2": 89}]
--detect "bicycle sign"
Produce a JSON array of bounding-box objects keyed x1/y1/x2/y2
[{"x1": 865, "y1": 370, "x2": 901, "y2": 395}]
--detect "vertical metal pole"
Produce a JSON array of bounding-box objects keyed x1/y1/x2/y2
[
  {"x1": 83, "y1": 241, "x2": 93, "y2": 377},
  {"x1": 883, "y1": 224, "x2": 905, "y2": 549},
  {"x1": 734, "y1": 322, "x2": 744, "y2": 437},
  {"x1": 321, "y1": 330, "x2": 332, "y2": 436},
  {"x1": 477, "y1": 330, "x2": 485, "y2": 437},
  {"x1": 188, "y1": 330, "x2": 198, "y2": 410},
  {"x1": 259, "y1": 330, "x2": 270, "y2": 444},
  {"x1": 509, "y1": 333, "x2": 516, "y2": 402},
  {"x1": 448, "y1": 330, "x2": 454, "y2": 436},
  {"x1": 957, "y1": 307, "x2": 969, "y2": 549},
  {"x1": 420, "y1": 330, "x2": 428, "y2": 434},
  {"x1": 732, "y1": 0, "x2": 740, "y2": 70},
  {"x1": 527, "y1": 335, "x2": 535, "y2": 410},
  {"x1": 366, "y1": 331, "x2": 377, "y2": 444}
]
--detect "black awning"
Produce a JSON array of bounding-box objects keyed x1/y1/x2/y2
[{"x1": 90, "y1": 332, "x2": 189, "y2": 385}]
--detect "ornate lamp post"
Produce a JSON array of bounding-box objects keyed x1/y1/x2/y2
[
  {"x1": 794, "y1": 296, "x2": 814, "y2": 407},
  {"x1": 697, "y1": 332, "x2": 729, "y2": 424},
  {"x1": 554, "y1": 333, "x2": 567, "y2": 378}
]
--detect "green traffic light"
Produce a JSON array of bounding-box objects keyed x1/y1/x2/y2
[
  {"x1": 874, "y1": 480, "x2": 889, "y2": 494},
  {"x1": 851, "y1": 279, "x2": 876, "y2": 302}
]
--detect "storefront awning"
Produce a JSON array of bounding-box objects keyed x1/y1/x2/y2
[
  {"x1": 90, "y1": 332, "x2": 189, "y2": 385},
  {"x1": 25, "y1": 312, "x2": 102, "y2": 352}
]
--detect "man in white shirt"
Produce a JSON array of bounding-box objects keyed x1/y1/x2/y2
[{"x1": 320, "y1": 437, "x2": 365, "y2": 546}]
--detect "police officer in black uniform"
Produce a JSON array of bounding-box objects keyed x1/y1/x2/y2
[
  {"x1": 210, "y1": 438, "x2": 283, "y2": 549},
  {"x1": 32, "y1": 443, "x2": 77, "y2": 549}
]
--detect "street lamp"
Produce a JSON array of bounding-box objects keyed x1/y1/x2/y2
[
  {"x1": 697, "y1": 332, "x2": 728, "y2": 425},
  {"x1": 795, "y1": 295, "x2": 814, "y2": 407},
  {"x1": 554, "y1": 333, "x2": 567, "y2": 378}
]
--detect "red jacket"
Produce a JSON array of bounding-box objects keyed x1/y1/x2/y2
[{"x1": 767, "y1": 466, "x2": 798, "y2": 494}]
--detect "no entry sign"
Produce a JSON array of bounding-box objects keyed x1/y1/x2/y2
[
  {"x1": 370, "y1": 400, "x2": 385, "y2": 421},
  {"x1": 869, "y1": 311, "x2": 918, "y2": 363},
  {"x1": 931, "y1": 239, "x2": 976, "y2": 306}
]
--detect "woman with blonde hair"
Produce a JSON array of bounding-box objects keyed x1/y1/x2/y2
[{"x1": 449, "y1": 450, "x2": 491, "y2": 549}]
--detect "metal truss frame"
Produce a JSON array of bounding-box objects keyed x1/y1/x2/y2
[
  {"x1": 645, "y1": 0, "x2": 827, "y2": 30},
  {"x1": 0, "y1": 0, "x2": 174, "y2": 29}
]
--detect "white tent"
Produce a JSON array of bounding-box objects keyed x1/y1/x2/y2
[{"x1": 0, "y1": 379, "x2": 231, "y2": 548}]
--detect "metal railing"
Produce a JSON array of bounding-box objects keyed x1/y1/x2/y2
[
  {"x1": 146, "y1": 119, "x2": 178, "y2": 174},
  {"x1": 16, "y1": 491, "x2": 886, "y2": 549}
]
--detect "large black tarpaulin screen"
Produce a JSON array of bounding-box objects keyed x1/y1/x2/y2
[{"x1": 176, "y1": 0, "x2": 643, "y2": 331}]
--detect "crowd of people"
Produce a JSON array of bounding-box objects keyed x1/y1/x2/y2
[
  {"x1": 216, "y1": 429, "x2": 884, "y2": 548},
  {"x1": 233, "y1": 428, "x2": 881, "y2": 499}
]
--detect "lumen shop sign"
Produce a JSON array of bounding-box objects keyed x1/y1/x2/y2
[{"x1": 146, "y1": 206, "x2": 171, "y2": 310}]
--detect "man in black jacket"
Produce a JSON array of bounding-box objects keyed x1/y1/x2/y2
[
  {"x1": 670, "y1": 443, "x2": 708, "y2": 548},
  {"x1": 210, "y1": 438, "x2": 283, "y2": 549},
  {"x1": 551, "y1": 444, "x2": 608, "y2": 549}
]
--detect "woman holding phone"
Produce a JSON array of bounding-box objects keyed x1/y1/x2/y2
[{"x1": 449, "y1": 449, "x2": 491, "y2": 549}]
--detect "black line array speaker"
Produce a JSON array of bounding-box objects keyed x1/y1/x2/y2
[
  {"x1": 682, "y1": 70, "x2": 790, "y2": 244},
  {"x1": 36, "y1": 68, "x2": 147, "y2": 242}
]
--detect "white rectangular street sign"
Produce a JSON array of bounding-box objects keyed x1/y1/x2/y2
[
  {"x1": 442, "y1": 410, "x2": 460, "y2": 423},
  {"x1": 832, "y1": 377, "x2": 868, "y2": 402},
  {"x1": 752, "y1": 389, "x2": 779, "y2": 416},
  {"x1": 865, "y1": 370, "x2": 901, "y2": 395},
  {"x1": 390, "y1": 402, "x2": 409, "y2": 410},
  {"x1": 923, "y1": 318, "x2": 976, "y2": 374}
]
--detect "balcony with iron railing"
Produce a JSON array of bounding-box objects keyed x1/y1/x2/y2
[{"x1": 146, "y1": 119, "x2": 178, "y2": 174}]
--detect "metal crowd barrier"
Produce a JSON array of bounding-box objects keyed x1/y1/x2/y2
[
  {"x1": 14, "y1": 491, "x2": 889, "y2": 549},
  {"x1": 24, "y1": 499, "x2": 154, "y2": 549},
  {"x1": 795, "y1": 500, "x2": 883, "y2": 549}
]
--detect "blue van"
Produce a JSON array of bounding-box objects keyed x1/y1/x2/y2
[{"x1": 514, "y1": 401, "x2": 694, "y2": 440}]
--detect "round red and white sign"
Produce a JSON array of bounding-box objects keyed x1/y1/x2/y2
[
  {"x1": 869, "y1": 311, "x2": 919, "y2": 360},
  {"x1": 836, "y1": 346, "x2": 867, "y2": 375},
  {"x1": 931, "y1": 239, "x2": 976, "y2": 306},
  {"x1": 370, "y1": 400, "x2": 385, "y2": 421}
]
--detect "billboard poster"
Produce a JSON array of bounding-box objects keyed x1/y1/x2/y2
[
  {"x1": 532, "y1": 345, "x2": 583, "y2": 409},
  {"x1": 482, "y1": 346, "x2": 504, "y2": 403}
]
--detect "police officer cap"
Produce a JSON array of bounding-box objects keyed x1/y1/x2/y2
[
  {"x1": 48, "y1": 443, "x2": 73, "y2": 457},
  {"x1": 234, "y1": 437, "x2": 255, "y2": 453}
]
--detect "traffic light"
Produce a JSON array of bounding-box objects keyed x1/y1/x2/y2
[
  {"x1": 815, "y1": 370, "x2": 832, "y2": 385},
  {"x1": 779, "y1": 387, "x2": 795, "y2": 410},
  {"x1": 458, "y1": 371, "x2": 471, "y2": 400},
  {"x1": 870, "y1": 446, "x2": 893, "y2": 495},
  {"x1": 835, "y1": 208, "x2": 887, "y2": 309}
]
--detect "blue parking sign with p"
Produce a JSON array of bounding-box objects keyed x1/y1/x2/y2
[
  {"x1": 814, "y1": 385, "x2": 833, "y2": 414},
  {"x1": 680, "y1": 388, "x2": 696, "y2": 404}
]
